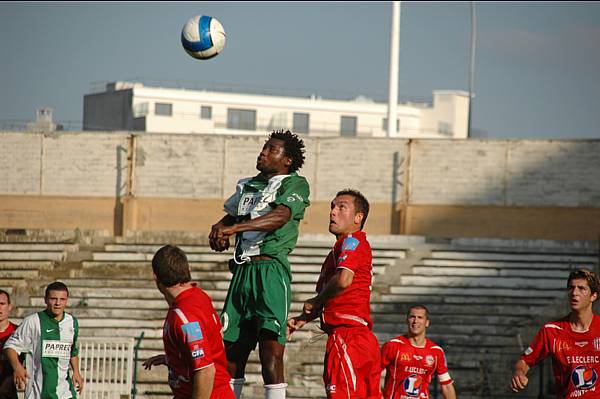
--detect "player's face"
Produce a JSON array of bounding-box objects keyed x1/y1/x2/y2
[
  {"x1": 568, "y1": 278, "x2": 597, "y2": 312},
  {"x1": 329, "y1": 195, "x2": 363, "y2": 237},
  {"x1": 45, "y1": 290, "x2": 68, "y2": 318},
  {"x1": 406, "y1": 308, "x2": 430, "y2": 336},
  {"x1": 256, "y1": 138, "x2": 292, "y2": 176},
  {"x1": 0, "y1": 293, "x2": 12, "y2": 323}
]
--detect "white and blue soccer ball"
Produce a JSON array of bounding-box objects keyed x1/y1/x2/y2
[{"x1": 181, "y1": 15, "x2": 226, "y2": 60}]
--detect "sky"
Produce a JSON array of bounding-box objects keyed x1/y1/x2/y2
[{"x1": 1, "y1": 1, "x2": 599, "y2": 139}]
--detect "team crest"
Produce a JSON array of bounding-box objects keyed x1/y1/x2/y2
[
  {"x1": 426, "y1": 355, "x2": 434, "y2": 366},
  {"x1": 593, "y1": 337, "x2": 600, "y2": 351},
  {"x1": 572, "y1": 366, "x2": 598, "y2": 390}
]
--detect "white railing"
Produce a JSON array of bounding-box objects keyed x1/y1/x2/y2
[{"x1": 78, "y1": 337, "x2": 135, "y2": 399}]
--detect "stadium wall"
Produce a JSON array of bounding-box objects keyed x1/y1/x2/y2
[{"x1": 1, "y1": 131, "x2": 599, "y2": 240}]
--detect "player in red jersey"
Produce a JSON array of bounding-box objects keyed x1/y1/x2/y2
[
  {"x1": 380, "y1": 305, "x2": 456, "y2": 399},
  {"x1": 143, "y1": 245, "x2": 234, "y2": 399},
  {"x1": 0, "y1": 289, "x2": 18, "y2": 399},
  {"x1": 287, "y1": 189, "x2": 382, "y2": 399},
  {"x1": 511, "y1": 268, "x2": 600, "y2": 398}
]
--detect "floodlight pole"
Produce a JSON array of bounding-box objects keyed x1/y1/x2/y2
[
  {"x1": 387, "y1": 1, "x2": 401, "y2": 138},
  {"x1": 467, "y1": 1, "x2": 476, "y2": 138}
]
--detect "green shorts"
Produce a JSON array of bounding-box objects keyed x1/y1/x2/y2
[{"x1": 221, "y1": 259, "x2": 291, "y2": 346}]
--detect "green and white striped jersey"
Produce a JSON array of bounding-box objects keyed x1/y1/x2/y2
[
  {"x1": 4, "y1": 310, "x2": 79, "y2": 399},
  {"x1": 224, "y1": 172, "x2": 310, "y2": 272}
]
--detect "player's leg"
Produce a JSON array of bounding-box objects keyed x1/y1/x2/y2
[
  {"x1": 252, "y1": 259, "x2": 292, "y2": 398},
  {"x1": 222, "y1": 261, "x2": 252, "y2": 398},
  {"x1": 360, "y1": 331, "x2": 383, "y2": 399},
  {"x1": 258, "y1": 330, "x2": 285, "y2": 383},
  {"x1": 323, "y1": 329, "x2": 356, "y2": 399}
]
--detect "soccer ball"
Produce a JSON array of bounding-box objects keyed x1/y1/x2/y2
[{"x1": 181, "y1": 15, "x2": 226, "y2": 60}]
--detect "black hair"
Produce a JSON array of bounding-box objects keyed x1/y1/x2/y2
[
  {"x1": 268, "y1": 130, "x2": 305, "y2": 173},
  {"x1": 45, "y1": 281, "x2": 69, "y2": 298}
]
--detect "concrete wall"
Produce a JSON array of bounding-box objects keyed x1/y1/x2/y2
[{"x1": 1, "y1": 131, "x2": 599, "y2": 240}]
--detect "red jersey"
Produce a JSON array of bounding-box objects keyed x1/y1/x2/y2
[
  {"x1": 163, "y1": 285, "x2": 234, "y2": 399},
  {"x1": 521, "y1": 314, "x2": 600, "y2": 398},
  {"x1": 0, "y1": 322, "x2": 17, "y2": 376},
  {"x1": 381, "y1": 336, "x2": 453, "y2": 399},
  {"x1": 316, "y1": 231, "x2": 373, "y2": 331}
]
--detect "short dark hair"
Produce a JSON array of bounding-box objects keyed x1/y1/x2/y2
[
  {"x1": 336, "y1": 189, "x2": 370, "y2": 230},
  {"x1": 45, "y1": 281, "x2": 69, "y2": 298},
  {"x1": 0, "y1": 289, "x2": 10, "y2": 304},
  {"x1": 152, "y1": 245, "x2": 191, "y2": 287},
  {"x1": 407, "y1": 304, "x2": 430, "y2": 320},
  {"x1": 268, "y1": 130, "x2": 305, "y2": 173},
  {"x1": 567, "y1": 268, "x2": 600, "y2": 295}
]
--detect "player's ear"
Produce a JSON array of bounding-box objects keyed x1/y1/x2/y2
[
  {"x1": 354, "y1": 212, "x2": 364, "y2": 226},
  {"x1": 425, "y1": 319, "x2": 430, "y2": 328},
  {"x1": 592, "y1": 291, "x2": 598, "y2": 303}
]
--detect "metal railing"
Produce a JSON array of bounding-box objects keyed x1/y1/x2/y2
[{"x1": 78, "y1": 337, "x2": 135, "y2": 399}]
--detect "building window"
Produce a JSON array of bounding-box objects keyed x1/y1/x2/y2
[
  {"x1": 227, "y1": 108, "x2": 256, "y2": 130},
  {"x1": 382, "y1": 118, "x2": 400, "y2": 132},
  {"x1": 155, "y1": 103, "x2": 172, "y2": 116},
  {"x1": 201, "y1": 106, "x2": 212, "y2": 120},
  {"x1": 133, "y1": 103, "x2": 149, "y2": 118},
  {"x1": 293, "y1": 112, "x2": 310, "y2": 134},
  {"x1": 340, "y1": 116, "x2": 357, "y2": 136}
]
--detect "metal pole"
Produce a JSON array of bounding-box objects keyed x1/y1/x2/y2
[
  {"x1": 387, "y1": 1, "x2": 401, "y2": 138},
  {"x1": 467, "y1": 1, "x2": 477, "y2": 138}
]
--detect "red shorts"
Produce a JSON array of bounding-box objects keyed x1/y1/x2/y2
[{"x1": 324, "y1": 326, "x2": 382, "y2": 399}]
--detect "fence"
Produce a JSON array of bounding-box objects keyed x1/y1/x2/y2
[{"x1": 78, "y1": 337, "x2": 135, "y2": 399}]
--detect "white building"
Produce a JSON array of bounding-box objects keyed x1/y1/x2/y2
[{"x1": 83, "y1": 81, "x2": 470, "y2": 138}]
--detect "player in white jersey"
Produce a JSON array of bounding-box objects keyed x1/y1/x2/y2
[{"x1": 4, "y1": 281, "x2": 84, "y2": 399}]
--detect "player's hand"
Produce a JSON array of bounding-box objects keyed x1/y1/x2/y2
[
  {"x1": 287, "y1": 315, "x2": 307, "y2": 341},
  {"x1": 72, "y1": 370, "x2": 85, "y2": 393},
  {"x1": 303, "y1": 297, "x2": 321, "y2": 318},
  {"x1": 13, "y1": 364, "x2": 29, "y2": 391},
  {"x1": 510, "y1": 371, "x2": 528, "y2": 392},
  {"x1": 209, "y1": 223, "x2": 233, "y2": 252},
  {"x1": 143, "y1": 354, "x2": 167, "y2": 370}
]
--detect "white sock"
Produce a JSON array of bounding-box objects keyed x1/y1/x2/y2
[
  {"x1": 264, "y1": 383, "x2": 287, "y2": 399},
  {"x1": 230, "y1": 378, "x2": 245, "y2": 399}
]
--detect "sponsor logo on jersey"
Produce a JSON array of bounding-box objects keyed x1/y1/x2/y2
[
  {"x1": 42, "y1": 340, "x2": 72, "y2": 358},
  {"x1": 239, "y1": 192, "x2": 274, "y2": 215},
  {"x1": 571, "y1": 365, "x2": 598, "y2": 390},
  {"x1": 326, "y1": 384, "x2": 336, "y2": 393},
  {"x1": 413, "y1": 355, "x2": 423, "y2": 361},
  {"x1": 400, "y1": 353, "x2": 411, "y2": 362},
  {"x1": 403, "y1": 374, "x2": 423, "y2": 397},
  {"x1": 191, "y1": 348, "x2": 205, "y2": 359},
  {"x1": 576, "y1": 341, "x2": 589, "y2": 348},
  {"x1": 566, "y1": 355, "x2": 600, "y2": 364},
  {"x1": 341, "y1": 237, "x2": 359, "y2": 252},
  {"x1": 426, "y1": 355, "x2": 435, "y2": 366},
  {"x1": 594, "y1": 338, "x2": 600, "y2": 352},
  {"x1": 182, "y1": 321, "x2": 203, "y2": 343}
]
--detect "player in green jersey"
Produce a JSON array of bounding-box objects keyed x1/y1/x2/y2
[
  {"x1": 4, "y1": 281, "x2": 84, "y2": 399},
  {"x1": 209, "y1": 130, "x2": 310, "y2": 399}
]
